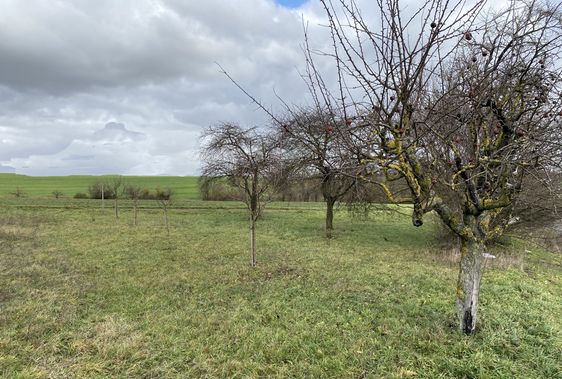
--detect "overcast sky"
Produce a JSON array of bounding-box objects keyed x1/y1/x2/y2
[
  {"x1": 0, "y1": 0, "x2": 333, "y2": 176},
  {"x1": 0, "y1": 0, "x2": 493, "y2": 177}
]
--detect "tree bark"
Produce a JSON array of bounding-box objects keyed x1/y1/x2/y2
[
  {"x1": 250, "y1": 215, "x2": 256, "y2": 266},
  {"x1": 133, "y1": 198, "x2": 138, "y2": 226},
  {"x1": 164, "y1": 208, "x2": 169, "y2": 236},
  {"x1": 325, "y1": 197, "x2": 334, "y2": 238},
  {"x1": 456, "y1": 237, "x2": 485, "y2": 334},
  {"x1": 115, "y1": 197, "x2": 119, "y2": 219},
  {"x1": 249, "y1": 169, "x2": 259, "y2": 266},
  {"x1": 102, "y1": 180, "x2": 104, "y2": 215}
]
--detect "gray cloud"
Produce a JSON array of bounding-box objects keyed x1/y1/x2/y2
[
  {"x1": 1, "y1": 122, "x2": 157, "y2": 176},
  {"x1": 90, "y1": 122, "x2": 147, "y2": 142},
  {"x1": 4, "y1": 0, "x2": 478, "y2": 176},
  {"x1": 0, "y1": 0, "x2": 330, "y2": 176},
  {"x1": 60, "y1": 155, "x2": 96, "y2": 161}
]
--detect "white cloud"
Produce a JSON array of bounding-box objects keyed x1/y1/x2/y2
[
  {"x1": 0, "y1": 0, "x2": 332, "y2": 176},
  {"x1": 1, "y1": 122, "x2": 195, "y2": 176},
  {"x1": 0, "y1": 0, "x2": 498, "y2": 176}
]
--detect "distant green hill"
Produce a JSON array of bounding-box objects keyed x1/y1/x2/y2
[{"x1": 0, "y1": 174, "x2": 201, "y2": 199}]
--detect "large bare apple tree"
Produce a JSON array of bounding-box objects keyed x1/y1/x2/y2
[{"x1": 291, "y1": 0, "x2": 562, "y2": 333}]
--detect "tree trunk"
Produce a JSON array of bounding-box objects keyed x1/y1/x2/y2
[
  {"x1": 133, "y1": 198, "x2": 138, "y2": 226},
  {"x1": 321, "y1": 171, "x2": 335, "y2": 238},
  {"x1": 164, "y1": 208, "x2": 169, "y2": 236},
  {"x1": 250, "y1": 169, "x2": 258, "y2": 266},
  {"x1": 250, "y1": 214, "x2": 256, "y2": 266},
  {"x1": 115, "y1": 197, "x2": 119, "y2": 219},
  {"x1": 101, "y1": 181, "x2": 104, "y2": 215},
  {"x1": 325, "y1": 197, "x2": 334, "y2": 238},
  {"x1": 456, "y1": 237, "x2": 485, "y2": 334}
]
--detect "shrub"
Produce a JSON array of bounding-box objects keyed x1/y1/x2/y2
[
  {"x1": 74, "y1": 193, "x2": 89, "y2": 199},
  {"x1": 88, "y1": 180, "x2": 115, "y2": 199},
  {"x1": 136, "y1": 185, "x2": 174, "y2": 200},
  {"x1": 199, "y1": 180, "x2": 239, "y2": 201},
  {"x1": 139, "y1": 187, "x2": 157, "y2": 200}
]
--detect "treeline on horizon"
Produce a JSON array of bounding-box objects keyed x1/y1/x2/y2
[{"x1": 0, "y1": 173, "x2": 393, "y2": 203}]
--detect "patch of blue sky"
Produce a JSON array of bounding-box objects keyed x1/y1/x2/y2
[{"x1": 274, "y1": 0, "x2": 308, "y2": 9}]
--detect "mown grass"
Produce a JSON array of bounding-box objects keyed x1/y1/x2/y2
[
  {"x1": 0, "y1": 174, "x2": 201, "y2": 199},
  {"x1": 0, "y1": 200, "x2": 561, "y2": 378}
]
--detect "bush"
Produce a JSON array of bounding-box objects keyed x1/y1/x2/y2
[
  {"x1": 199, "y1": 179, "x2": 240, "y2": 201},
  {"x1": 88, "y1": 180, "x2": 115, "y2": 199},
  {"x1": 156, "y1": 187, "x2": 174, "y2": 201},
  {"x1": 74, "y1": 193, "x2": 89, "y2": 199},
  {"x1": 139, "y1": 187, "x2": 157, "y2": 200},
  {"x1": 135, "y1": 185, "x2": 174, "y2": 200}
]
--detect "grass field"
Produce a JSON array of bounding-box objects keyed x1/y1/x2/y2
[
  {"x1": 0, "y1": 174, "x2": 201, "y2": 199},
  {"x1": 0, "y1": 198, "x2": 561, "y2": 378}
]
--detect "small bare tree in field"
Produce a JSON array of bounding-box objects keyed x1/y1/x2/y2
[
  {"x1": 294, "y1": 0, "x2": 562, "y2": 334},
  {"x1": 11, "y1": 187, "x2": 26, "y2": 198},
  {"x1": 199, "y1": 122, "x2": 292, "y2": 266},
  {"x1": 156, "y1": 188, "x2": 175, "y2": 236},
  {"x1": 124, "y1": 182, "x2": 142, "y2": 226},
  {"x1": 52, "y1": 189, "x2": 64, "y2": 198}
]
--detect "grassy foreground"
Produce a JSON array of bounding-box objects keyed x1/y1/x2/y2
[{"x1": 0, "y1": 200, "x2": 561, "y2": 378}]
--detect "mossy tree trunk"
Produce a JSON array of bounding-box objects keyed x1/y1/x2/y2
[
  {"x1": 456, "y1": 235, "x2": 485, "y2": 334},
  {"x1": 114, "y1": 197, "x2": 119, "y2": 219},
  {"x1": 434, "y1": 210, "x2": 500, "y2": 334}
]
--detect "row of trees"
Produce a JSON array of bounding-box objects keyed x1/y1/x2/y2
[
  {"x1": 203, "y1": 0, "x2": 562, "y2": 334},
  {"x1": 198, "y1": 111, "x2": 376, "y2": 264},
  {"x1": 86, "y1": 177, "x2": 174, "y2": 235}
]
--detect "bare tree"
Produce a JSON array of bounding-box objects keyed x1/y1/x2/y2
[
  {"x1": 278, "y1": 106, "x2": 361, "y2": 237},
  {"x1": 11, "y1": 187, "x2": 26, "y2": 198},
  {"x1": 124, "y1": 182, "x2": 142, "y2": 226},
  {"x1": 156, "y1": 188, "x2": 175, "y2": 236},
  {"x1": 52, "y1": 189, "x2": 64, "y2": 198},
  {"x1": 295, "y1": 0, "x2": 562, "y2": 334},
  {"x1": 199, "y1": 122, "x2": 291, "y2": 266}
]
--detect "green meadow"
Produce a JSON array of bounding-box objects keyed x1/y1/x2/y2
[
  {"x1": 0, "y1": 178, "x2": 561, "y2": 378},
  {"x1": 0, "y1": 174, "x2": 201, "y2": 199}
]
